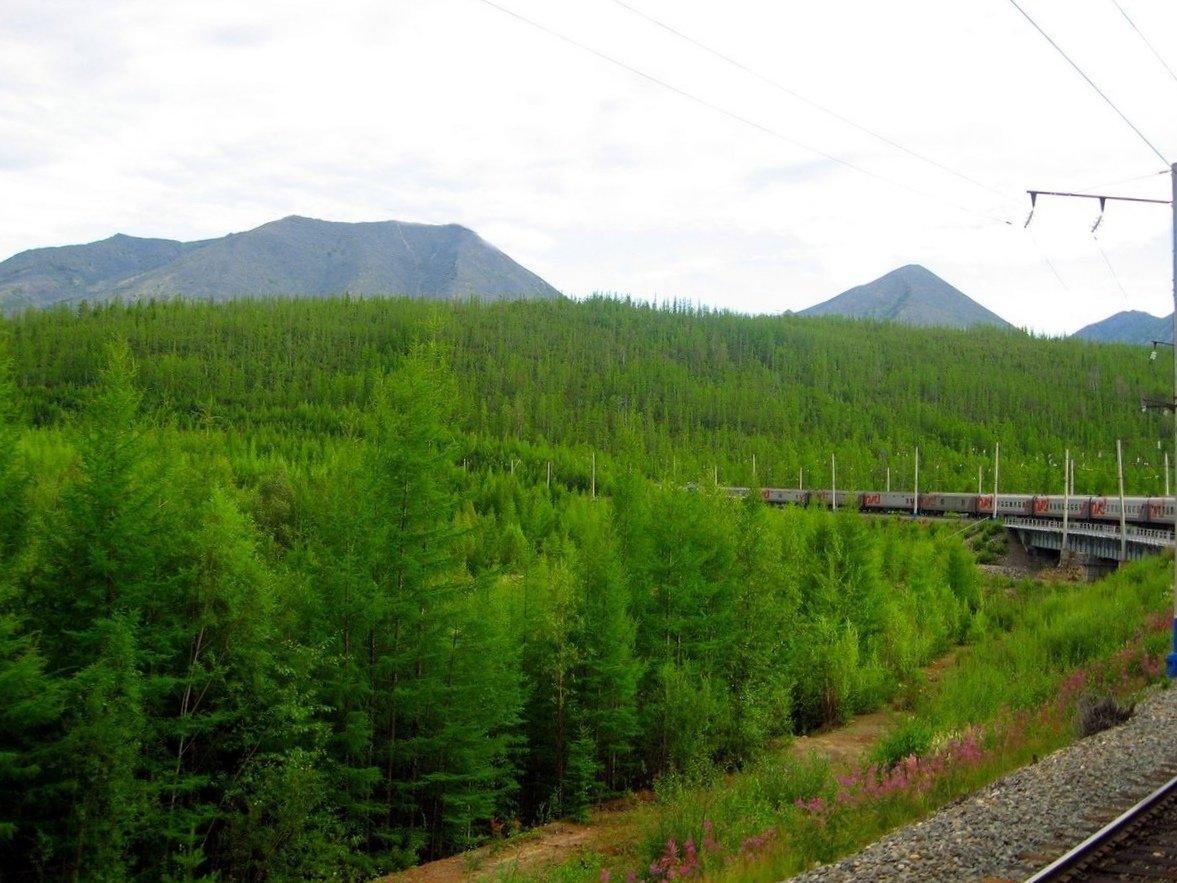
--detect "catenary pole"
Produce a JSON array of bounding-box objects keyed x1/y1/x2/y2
[
  {"x1": 993, "y1": 443, "x2": 1000, "y2": 520},
  {"x1": 1062, "y1": 449, "x2": 1070, "y2": 562},
  {"x1": 1117, "y1": 439, "x2": 1127, "y2": 562},
  {"x1": 1169, "y1": 163, "x2": 1177, "y2": 678},
  {"x1": 914, "y1": 447, "x2": 919, "y2": 516},
  {"x1": 1026, "y1": 177, "x2": 1175, "y2": 674}
]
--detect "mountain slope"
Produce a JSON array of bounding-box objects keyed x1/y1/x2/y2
[
  {"x1": 0, "y1": 216, "x2": 561, "y2": 310},
  {"x1": 1071, "y1": 310, "x2": 1173, "y2": 345},
  {"x1": 799, "y1": 264, "x2": 1011, "y2": 329},
  {"x1": 0, "y1": 234, "x2": 186, "y2": 312}
]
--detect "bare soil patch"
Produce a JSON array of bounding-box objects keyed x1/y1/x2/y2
[
  {"x1": 380, "y1": 694, "x2": 943, "y2": 883},
  {"x1": 380, "y1": 796, "x2": 647, "y2": 883}
]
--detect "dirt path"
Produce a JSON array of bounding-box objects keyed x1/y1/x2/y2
[
  {"x1": 381, "y1": 799, "x2": 641, "y2": 883},
  {"x1": 383, "y1": 822, "x2": 598, "y2": 883},
  {"x1": 380, "y1": 693, "x2": 943, "y2": 883},
  {"x1": 383, "y1": 540, "x2": 1044, "y2": 882}
]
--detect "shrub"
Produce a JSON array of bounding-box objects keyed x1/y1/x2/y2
[
  {"x1": 1076, "y1": 695, "x2": 1135, "y2": 738},
  {"x1": 871, "y1": 719, "x2": 935, "y2": 769}
]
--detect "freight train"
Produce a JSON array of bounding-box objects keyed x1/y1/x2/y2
[{"x1": 724, "y1": 487, "x2": 1177, "y2": 528}]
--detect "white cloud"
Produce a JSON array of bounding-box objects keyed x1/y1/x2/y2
[{"x1": 2, "y1": 0, "x2": 1176, "y2": 333}]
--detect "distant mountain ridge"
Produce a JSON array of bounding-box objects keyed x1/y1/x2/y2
[
  {"x1": 0, "y1": 216, "x2": 562, "y2": 311},
  {"x1": 800, "y1": 264, "x2": 1012, "y2": 329},
  {"x1": 1071, "y1": 310, "x2": 1174, "y2": 345}
]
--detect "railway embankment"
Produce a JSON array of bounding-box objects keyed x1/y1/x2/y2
[{"x1": 785, "y1": 685, "x2": 1177, "y2": 883}]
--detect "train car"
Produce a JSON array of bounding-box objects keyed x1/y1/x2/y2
[
  {"x1": 761, "y1": 487, "x2": 809, "y2": 506},
  {"x1": 730, "y1": 486, "x2": 1173, "y2": 528},
  {"x1": 860, "y1": 491, "x2": 916, "y2": 512},
  {"x1": 1088, "y1": 496, "x2": 1151, "y2": 524},
  {"x1": 1031, "y1": 496, "x2": 1092, "y2": 520},
  {"x1": 994, "y1": 494, "x2": 1034, "y2": 516},
  {"x1": 1144, "y1": 497, "x2": 1176, "y2": 526},
  {"x1": 811, "y1": 489, "x2": 859, "y2": 509},
  {"x1": 920, "y1": 493, "x2": 978, "y2": 515}
]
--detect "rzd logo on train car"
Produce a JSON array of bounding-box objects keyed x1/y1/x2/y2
[
  {"x1": 863, "y1": 493, "x2": 881, "y2": 505},
  {"x1": 1091, "y1": 499, "x2": 1107, "y2": 517},
  {"x1": 1033, "y1": 498, "x2": 1050, "y2": 514}
]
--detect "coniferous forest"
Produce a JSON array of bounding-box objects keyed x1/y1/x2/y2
[{"x1": 0, "y1": 295, "x2": 1167, "y2": 879}]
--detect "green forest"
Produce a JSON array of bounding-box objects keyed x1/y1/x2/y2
[{"x1": 0, "y1": 295, "x2": 1168, "y2": 880}]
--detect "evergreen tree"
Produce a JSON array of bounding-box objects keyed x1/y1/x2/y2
[
  {"x1": 567, "y1": 498, "x2": 641, "y2": 794},
  {"x1": 0, "y1": 587, "x2": 62, "y2": 862}
]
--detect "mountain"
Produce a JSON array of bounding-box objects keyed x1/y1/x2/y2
[
  {"x1": 799, "y1": 264, "x2": 1012, "y2": 329},
  {"x1": 1071, "y1": 310, "x2": 1174, "y2": 346},
  {"x1": 0, "y1": 216, "x2": 562, "y2": 311}
]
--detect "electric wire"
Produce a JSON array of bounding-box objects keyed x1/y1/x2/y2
[
  {"x1": 1093, "y1": 234, "x2": 1131, "y2": 301},
  {"x1": 1025, "y1": 227, "x2": 1071, "y2": 292},
  {"x1": 1006, "y1": 0, "x2": 1169, "y2": 165},
  {"x1": 1111, "y1": 0, "x2": 1177, "y2": 90},
  {"x1": 1076, "y1": 169, "x2": 1170, "y2": 195},
  {"x1": 474, "y1": 0, "x2": 1014, "y2": 226},
  {"x1": 605, "y1": 0, "x2": 1006, "y2": 199}
]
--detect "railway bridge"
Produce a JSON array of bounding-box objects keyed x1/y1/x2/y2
[
  {"x1": 1002, "y1": 516, "x2": 1173, "y2": 578},
  {"x1": 1004, "y1": 517, "x2": 1174, "y2": 561}
]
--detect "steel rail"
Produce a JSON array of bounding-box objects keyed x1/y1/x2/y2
[{"x1": 1021, "y1": 772, "x2": 1177, "y2": 882}]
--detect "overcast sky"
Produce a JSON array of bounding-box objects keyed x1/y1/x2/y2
[{"x1": 3, "y1": 0, "x2": 1176, "y2": 335}]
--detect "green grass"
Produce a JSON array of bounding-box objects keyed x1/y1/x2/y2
[
  {"x1": 969, "y1": 520, "x2": 1009, "y2": 564},
  {"x1": 503, "y1": 556, "x2": 1174, "y2": 882}
]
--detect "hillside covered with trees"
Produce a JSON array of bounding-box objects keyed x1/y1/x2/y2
[
  {"x1": 0, "y1": 295, "x2": 1168, "y2": 879},
  {"x1": 3, "y1": 294, "x2": 1169, "y2": 495}
]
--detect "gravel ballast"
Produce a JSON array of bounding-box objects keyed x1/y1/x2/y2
[{"x1": 786, "y1": 684, "x2": 1177, "y2": 883}]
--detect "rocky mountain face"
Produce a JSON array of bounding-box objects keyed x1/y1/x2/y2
[
  {"x1": 0, "y1": 216, "x2": 562, "y2": 311},
  {"x1": 800, "y1": 264, "x2": 1012, "y2": 329},
  {"x1": 1071, "y1": 310, "x2": 1174, "y2": 346}
]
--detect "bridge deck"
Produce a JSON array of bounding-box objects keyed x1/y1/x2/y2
[{"x1": 1004, "y1": 517, "x2": 1174, "y2": 562}]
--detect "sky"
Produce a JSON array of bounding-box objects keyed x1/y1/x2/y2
[{"x1": 3, "y1": 0, "x2": 1177, "y2": 336}]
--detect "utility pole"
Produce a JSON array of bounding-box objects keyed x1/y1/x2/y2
[
  {"x1": 1062, "y1": 448, "x2": 1070, "y2": 562},
  {"x1": 993, "y1": 443, "x2": 1000, "y2": 520},
  {"x1": 1117, "y1": 439, "x2": 1127, "y2": 562},
  {"x1": 1170, "y1": 162, "x2": 1176, "y2": 678},
  {"x1": 914, "y1": 447, "x2": 919, "y2": 516},
  {"x1": 1028, "y1": 173, "x2": 1177, "y2": 677}
]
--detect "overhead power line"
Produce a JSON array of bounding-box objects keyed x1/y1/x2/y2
[
  {"x1": 1076, "y1": 169, "x2": 1170, "y2": 195},
  {"x1": 1111, "y1": 0, "x2": 1177, "y2": 90},
  {"x1": 1092, "y1": 235, "x2": 1131, "y2": 301},
  {"x1": 474, "y1": 0, "x2": 1013, "y2": 225},
  {"x1": 1006, "y1": 0, "x2": 1169, "y2": 165},
  {"x1": 606, "y1": 0, "x2": 1005, "y2": 198}
]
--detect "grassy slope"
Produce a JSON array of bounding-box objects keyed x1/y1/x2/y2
[{"x1": 484, "y1": 556, "x2": 1173, "y2": 882}]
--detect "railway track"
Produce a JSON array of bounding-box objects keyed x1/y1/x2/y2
[{"x1": 1022, "y1": 772, "x2": 1177, "y2": 882}]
